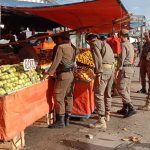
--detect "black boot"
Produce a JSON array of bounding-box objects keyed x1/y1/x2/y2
[
  {"x1": 137, "y1": 88, "x2": 146, "y2": 93},
  {"x1": 124, "y1": 103, "x2": 137, "y2": 118},
  {"x1": 117, "y1": 103, "x2": 128, "y2": 115},
  {"x1": 65, "y1": 113, "x2": 70, "y2": 126},
  {"x1": 48, "y1": 115, "x2": 65, "y2": 128}
]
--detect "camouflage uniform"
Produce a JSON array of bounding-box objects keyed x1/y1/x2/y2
[
  {"x1": 88, "y1": 38, "x2": 115, "y2": 129},
  {"x1": 91, "y1": 40, "x2": 115, "y2": 116},
  {"x1": 48, "y1": 43, "x2": 75, "y2": 115},
  {"x1": 118, "y1": 41, "x2": 134, "y2": 103},
  {"x1": 47, "y1": 41, "x2": 75, "y2": 128},
  {"x1": 117, "y1": 38, "x2": 136, "y2": 117}
]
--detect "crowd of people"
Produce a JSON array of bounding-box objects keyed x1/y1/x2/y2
[{"x1": 42, "y1": 28, "x2": 150, "y2": 131}]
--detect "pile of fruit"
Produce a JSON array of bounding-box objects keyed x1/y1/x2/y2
[
  {"x1": 39, "y1": 59, "x2": 51, "y2": 66},
  {"x1": 0, "y1": 64, "x2": 43, "y2": 96},
  {"x1": 74, "y1": 67, "x2": 95, "y2": 82},
  {"x1": 76, "y1": 49, "x2": 94, "y2": 67},
  {"x1": 39, "y1": 60, "x2": 52, "y2": 70},
  {"x1": 38, "y1": 49, "x2": 51, "y2": 64}
]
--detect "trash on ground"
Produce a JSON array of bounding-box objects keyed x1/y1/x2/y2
[{"x1": 86, "y1": 134, "x2": 94, "y2": 139}]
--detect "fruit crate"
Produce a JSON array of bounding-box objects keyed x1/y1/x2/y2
[
  {"x1": 33, "y1": 111, "x2": 55, "y2": 127},
  {"x1": 74, "y1": 67, "x2": 95, "y2": 82},
  {"x1": 75, "y1": 78, "x2": 93, "y2": 83},
  {"x1": 0, "y1": 131, "x2": 25, "y2": 150}
]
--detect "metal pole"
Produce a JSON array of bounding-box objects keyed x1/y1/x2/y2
[{"x1": 76, "y1": 32, "x2": 81, "y2": 49}]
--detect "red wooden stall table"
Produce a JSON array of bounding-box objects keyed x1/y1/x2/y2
[{"x1": 0, "y1": 79, "x2": 54, "y2": 141}]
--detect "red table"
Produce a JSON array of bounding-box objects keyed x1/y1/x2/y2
[
  {"x1": 72, "y1": 80, "x2": 95, "y2": 118},
  {"x1": 0, "y1": 79, "x2": 54, "y2": 141},
  {"x1": 0, "y1": 78, "x2": 95, "y2": 141}
]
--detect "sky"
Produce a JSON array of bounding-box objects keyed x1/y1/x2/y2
[
  {"x1": 122, "y1": 0, "x2": 150, "y2": 22},
  {"x1": 56, "y1": 0, "x2": 150, "y2": 23}
]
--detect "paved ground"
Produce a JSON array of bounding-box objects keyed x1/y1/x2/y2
[{"x1": 23, "y1": 63, "x2": 150, "y2": 150}]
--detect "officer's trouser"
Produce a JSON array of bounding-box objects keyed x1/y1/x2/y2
[
  {"x1": 54, "y1": 73, "x2": 74, "y2": 115},
  {"x1": 140, "y1": 60, "x2": 147, "y2": 90},
  {"x1": 94, "y1": 69, "x2": 114, "y2": 116},
  {"x1": 117, "y1": 69, "x2": 133, "y2": 104}
]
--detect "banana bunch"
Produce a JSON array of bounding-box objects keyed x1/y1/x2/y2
[
  {"x1": 76, "y1": 50, "x2": 94, "y2": 67},
  {"x1": 74, "y1": 67, "x2": 95, "y2": 82}
]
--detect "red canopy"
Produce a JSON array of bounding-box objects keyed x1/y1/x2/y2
[{"x1": 10, "y1": 0, "x2": 128, "y2": 33}]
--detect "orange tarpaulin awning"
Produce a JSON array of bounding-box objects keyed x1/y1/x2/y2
[{"x1": 8, "y1": 0, "x2": 128, "y2": 33}]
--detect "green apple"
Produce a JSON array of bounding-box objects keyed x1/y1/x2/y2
[
  {"x1": 0, "y1": 88, "x2": 6, "y2": 95},
  {"x1": 0, "y1": 82, "x2": 3, "y2": 87}
]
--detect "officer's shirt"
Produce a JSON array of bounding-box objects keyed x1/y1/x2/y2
[
  {"x1": 48, "y1": 43, "x2": 74, "y2": 79},
  {"x1": 119, "y1": 41, "x2": 134, "y2": 70},
  {"x1": 90, "y1": 39, "x2": 115, "y2": 75}
]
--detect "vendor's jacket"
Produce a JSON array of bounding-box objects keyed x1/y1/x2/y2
[
  {"x1": 140, "y1": 42, "x2": 150, "y2": 63},
  {"x1": 90, "y1": 39, "x2": 115, "y2": 76}
]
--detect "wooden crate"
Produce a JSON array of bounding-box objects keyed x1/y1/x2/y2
[
  {"x1": 0, "y1": 131, "x2": 25, "y2": 150},
  {"x1": 33, "y1": 111, "x2": 55, "y2": 127}
]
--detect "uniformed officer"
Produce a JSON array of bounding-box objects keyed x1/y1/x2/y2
[
  {"x1": 138, "y1": 31, "x2": 150, "y2": 111},
  {"x1": 116, "y1": 29, "x2": 136, "y2": 117},
  {"x1": 86, "y1": 34, "x2": 115, "y2": 130},
  {"x1": 43, "y1": 33, "x2": 75, "y2": 128},
  {"x1": 137, "y1": 31, "x2": 150, "y2": 93}
]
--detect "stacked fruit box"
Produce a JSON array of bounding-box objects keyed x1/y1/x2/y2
[{"x1": 75, "y1": 49, "x2": 95, "y2": 82}]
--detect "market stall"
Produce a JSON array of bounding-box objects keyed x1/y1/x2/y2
[{"x1": 0, "y1": 1, "x2": 129, "y2": 149}]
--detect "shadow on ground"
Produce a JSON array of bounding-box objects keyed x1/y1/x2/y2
[
  {"x1": 62, "y1": 139, "x2": 113, "y2": 150},
  {"x1": 114, "y1": 142, "x2": 150, "y2": 150},
  {"x1": 62, "y1": 139, "x2": 150, "y2": 150}
]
